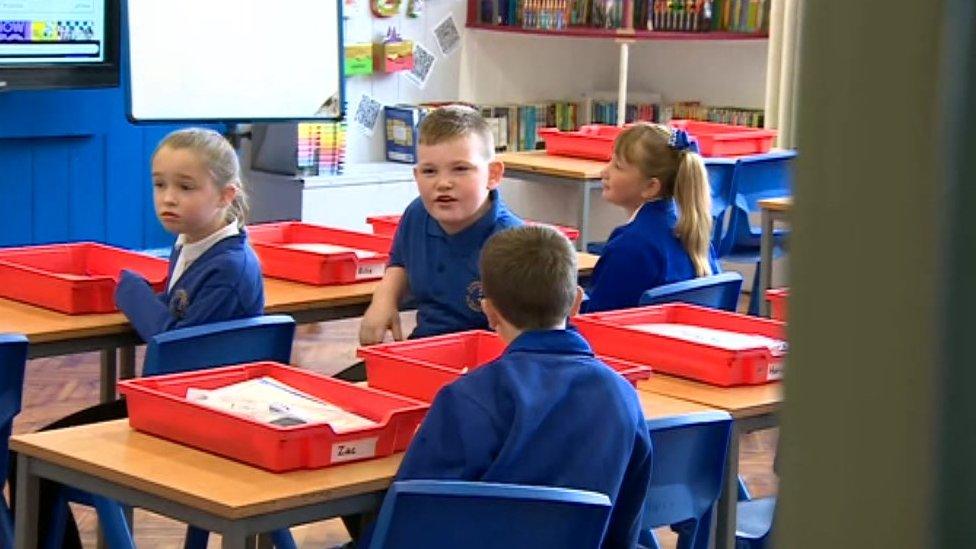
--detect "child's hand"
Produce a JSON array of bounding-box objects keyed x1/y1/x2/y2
[
  {"x1": 359, "y1": 301, "x2": 403, "y2": 345},
  {"x1": 117, "y1": 269, "x2": 149, "y2": 288}
]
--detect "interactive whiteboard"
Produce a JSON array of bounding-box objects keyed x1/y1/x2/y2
[{"x1": 125, "y1": 0, "x2": 343, "y2": 122}]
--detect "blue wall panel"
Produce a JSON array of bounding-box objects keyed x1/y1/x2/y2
[
  {"x1": 0, "y1": 142, "x2": 33, "y2": 246},
  {"x1": 0, "y1": 84, "x2": 219, "y2": 250}
]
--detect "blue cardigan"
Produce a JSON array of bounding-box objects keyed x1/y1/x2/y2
[
  {"x1": 115, "y1": 232, "x2": 264, "y2": 341},
  {"x1": 584, "y1": 198, "x2": 720, "y2": 313},
  {"x1": 397, "y1": 329, "x2": 653, "y2": 548}
]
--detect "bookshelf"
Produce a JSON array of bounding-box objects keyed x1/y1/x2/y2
[
  {"x1": 465, "y1": 0, "x2": 768, "y2": 125},
  {"x1": 466, "y1": 23, "x2": 767, "y2": 41}
]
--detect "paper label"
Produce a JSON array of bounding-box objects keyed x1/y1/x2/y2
[
  {"x1": 332, "y1": 437, "x2": 378, "y2": 463},
  {"x1": 356, "y1": 261, "x2": 386, "y2": 280},
  {"x1": 767, "y1": 360, "x2": 783, "y2": 381}
]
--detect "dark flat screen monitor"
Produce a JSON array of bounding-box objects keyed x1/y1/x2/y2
[{"x1": 0, "y1": 0, "x2": 118, "y2": 91}]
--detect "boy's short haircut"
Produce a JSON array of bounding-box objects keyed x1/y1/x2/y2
[
  {"x1": 480, "y1": 226, "x2": 578, "y2": 330},
  {"x1": 418, "y1": 105, "x2": 495, "y2": 158}
]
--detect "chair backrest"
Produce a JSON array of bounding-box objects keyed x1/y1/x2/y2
[
  {"x1": 142, "y1": 315, "x2": 295, "y2": 377},
  {"x1": 0, "y1": 334, "x2": 28, "y2": 476},
  {"x1": 704, "y1": 157, "x2": 738, "y2": 251},
  {"x1": 642, "y1": 411, "x2": 733, "y2": 530},
  {"x1": 720, "y1": 150, "x2": 797, "y2": 253},
  {"x1": 639, "y1": 272, "x2": 743, "y2": 312},
  {"x1": 368, "y1": 480, "x2": 613, "y2": 549}
]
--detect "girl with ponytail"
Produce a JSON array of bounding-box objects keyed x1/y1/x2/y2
[
  {"x1": 115, "y1": 127, "x2": 264, "y2": 340},
  {"x1": 582, "y1": 123, "x2": 720, "y2": 312}
]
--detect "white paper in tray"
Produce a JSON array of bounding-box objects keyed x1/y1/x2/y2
[
  {"x1": 284, "y1": 243, "x2": 380, "y2": 259},
  {"x1": 627, "y1": 323, "x2": 787, "y2": 355},
  {"x1": 186, "y1": 377, "x2": 377, "y2": 432}
]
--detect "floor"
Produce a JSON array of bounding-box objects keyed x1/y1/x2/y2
[{"x1": 12, "y1": 312, "x2": 778, "y2": 547}]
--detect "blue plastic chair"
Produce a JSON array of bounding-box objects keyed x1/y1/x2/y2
[
  {"x1": 48, "y1": 315, "x2": 298, "y2": 549},
  {"x1": 736, "y1": 496, "x2": 776, "y2": 548},
  {"x1": 716, "y1": 150, "x2": 797, "y2": 315},
  {"x1": 0, "y1": 334, "x2": 28, "y2": 549},
  {"x1": 704, "y1": 156, "x2": 739, "y2": 253},
  {"x1": 639, "y1": 272, "x2": 743, "y2": 312},
  {"x1": 640, "y1": 411, "x2": 734, "y2": 549},
  {"x1": 367, "y1": 480, "x2": 613, "y2": 549}
]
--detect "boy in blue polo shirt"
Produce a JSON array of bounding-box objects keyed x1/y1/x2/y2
[
  {"x1": 358, "y1": 105, "x2": 522, "y2": 344},
  {"x1": 396, "y1": 226, "x2": 653, "y2": 548}
]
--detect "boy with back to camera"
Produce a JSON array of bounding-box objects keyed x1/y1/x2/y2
[{"x1": 396, "y1": 226, "x2": 653, "y2": 548}]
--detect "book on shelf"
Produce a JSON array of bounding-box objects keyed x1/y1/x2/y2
[{"x1": 474, "y1": 0, "x2": 768, "y2": 34}]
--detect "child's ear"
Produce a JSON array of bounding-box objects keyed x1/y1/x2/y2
[
  {"x1": 569, "y1": 286, "x2": 585, "y2": 317},
  {"x1": 641, "y1": 177, "x2": 663, "y2": 200},
  {"x1": 481, "y1": 297, "x2": 501, "y2": 331},
  {"x1": 486, "y1": 160, "x2": 505, "y2": 190},
  {"x1": 221, "y1": 183, "x2": 239, "y2": 207}
]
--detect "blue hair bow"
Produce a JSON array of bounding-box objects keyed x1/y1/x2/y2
[{"x1": 668, "y1": 128, "x2": 693, "y2": 152}]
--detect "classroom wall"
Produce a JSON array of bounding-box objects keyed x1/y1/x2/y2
[{"x1": 0, "y1": 87, "x2": 194, "y2": 249}]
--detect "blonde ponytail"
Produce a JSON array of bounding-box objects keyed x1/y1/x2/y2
[
  {"x1": 614, "y1": 123, "x2": 714, "y2": 278},
  {"x1": 155, "y1": 127, "x2": 247, "y2": 229},
  {"x1": 673, "y1": 152, "x2": 713, "y2": 277}
]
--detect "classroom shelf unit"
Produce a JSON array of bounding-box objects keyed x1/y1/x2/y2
[
  {"x1": 465, "y1": 0, "x2": 768, "y2": 126},
  {"x1": 466, "y1": 23, "x2": 767, "y2": 41}
]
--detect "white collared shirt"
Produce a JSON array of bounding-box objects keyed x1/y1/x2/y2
[{"x1": 168, "y1": 221, "x2": 240, "y2": 291}]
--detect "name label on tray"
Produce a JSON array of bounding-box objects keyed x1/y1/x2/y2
[
  {"x1": 356, "y1": 261, "x2": 386, "y2": 280},
  {"x1": 767, "y1": 360, "x2": 784, "y2": 381},
  {"x1": 332, "y1": 437, "x2": 378, "y2": 463}
]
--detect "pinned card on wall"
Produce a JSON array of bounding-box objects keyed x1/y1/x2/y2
[
  {"x1": 404, "y1": 42, "x2": 436, "y2": 89},
  {"x1": 433, "y1": 14, "x2": 461, "y2": 56},
  {"x1": 353, "y1": 93, "x2": 383, "y2": 137}
]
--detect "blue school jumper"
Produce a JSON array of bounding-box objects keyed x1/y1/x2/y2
[
  {"x1": 397, "y1": 329, "x2": 652, "y2": 549},
  {"x1": 389, "y1": 189, "x2": 522, "y2": 339},
  {"x1": 115, "y1": 231, "x2": 264, "y2": 342},
  {"x1": 583, "y1": 198, "x2": 720, "y2": 313}
]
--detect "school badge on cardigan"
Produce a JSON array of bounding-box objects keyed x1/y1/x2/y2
[
  {"x1": 466, "y1": 281, "x2": 484, "y2": 312},
  {"x1": 169, "y1": 289, "x2": 190, "y2": 319}
]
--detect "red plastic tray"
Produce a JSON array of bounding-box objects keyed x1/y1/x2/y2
[
  {"x1": 539, "y1": 125, "x2": 621, "y2": 161},
  {"x1": 248, "y1": 222, "x2": 392, "y2": 285},
  {"x1": 118, "y1": 362, "x2": 429, "y2": 472},
  {"x1": 573, "y1": 304, "x2": 786, "y2": 387},
  {"x1": 669, "y1": 120, "x2": 777, "y2": 157},
  {"x1": 365, "y1": 215, "x2": 581, "y2": 242},
  {"x1": 0, "y1": 242, "x2": 168, "y2": 314},
  {"x1": 766, "y1": 288, "x2": 789, "y2": 322},
  {"x1": 358, "y1": 329, "x2": 651, "y2": 402}
]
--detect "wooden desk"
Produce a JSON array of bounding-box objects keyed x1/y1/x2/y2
[
  {"x1": 0, "y1": 253, "x2": 599, "y2": 402},
  {"x1": 639, "y1": 374, "x2": 783, "y2": 549},
  {"x1": 758, "y1": 197, "x2": 792, "y2": 316},
  {"x1": 11, "y1": 392, "x2": 714, "y2": 548},
  {"x1": 498, "y1": 151, "x2": 605, "y2": 250}
]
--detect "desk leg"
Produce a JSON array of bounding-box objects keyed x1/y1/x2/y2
[
  {"x1": 13, "y1": 454, "x2": 39, "y2": 549},
  {"x1": 715, "y1": 425, "x2": 741, "y2": 549},
  {"x1": 100, "y1": 348, "x2": 117, "y2": 403},
  {"x1": 119, "y1": 346, "x2": 136, "y2": 380},
  {"x1": 759, "y1": 208, "x2": 774, "y2": 317},
  {"x1": 256, "y1": 533, "x2": 274, "y2": 549},
  {"x1": 578, "y1": 182, "x2": 593, "y2": 252},
  {"x1": 220, "y1": 527, "x2": 251, "y2": 549}
]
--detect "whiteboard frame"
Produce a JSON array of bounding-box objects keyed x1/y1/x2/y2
[{"x1": 122, "y1": 0, "x2": 346, "y2": 123}]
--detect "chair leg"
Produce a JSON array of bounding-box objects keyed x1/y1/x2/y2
[
  {"x1": 91, "y1": 495, "x2": 136, "y2": 549},
  {"x1": 738, "y1": 476, "x2": 752, "y2": 501},
  {"x1": 638, "y1": 527, "x2": 662, "y2": 549},
  {"x1": 43, "y1": 491, "x2": 70, "y2": 549},
  {"x1": 748, "y1": 260, "x2": 762, "y2": 316},
  {"x1": 270, "y1": 528, "x2": 298, "y2": 549},
  {"x1": 690, "y1": 508, "x2": 714, "y2": 549},
  {"x1": 0, "y1": 498, "x2": 13, "y2": 549},
  {"x1": 184, "y1": 526, "x2": 210, "y2": 549}
]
